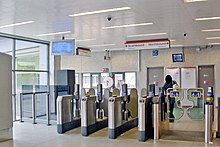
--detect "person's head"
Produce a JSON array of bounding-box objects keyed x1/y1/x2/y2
[{"x1": 165, "y1": 75, "x2": 172, "y2": 83}]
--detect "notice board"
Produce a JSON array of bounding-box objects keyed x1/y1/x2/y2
[
  {"x1": 181, "y1": 67, "x2": 196, "y2": 88},
  {"x1": 181, "y1": 67, "x2": 197, "y2": 106}
]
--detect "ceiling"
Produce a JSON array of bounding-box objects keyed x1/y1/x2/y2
[{"x1": 0, "y1": 0, "x2": 220, "y2": 51}]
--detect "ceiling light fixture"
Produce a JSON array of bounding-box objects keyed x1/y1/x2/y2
[
  {"x1": 195, "y1": 16, "x2": 220, "y2": 21},
  {"x1": 202, "y1": 29, "x2": 220, "y2": 32},
  {"x1": 88, "y1": 44, "x2": 115, "y2": 47},
  {"x1": 127, "y1": 33, "x2": 167, "y2": 37},
  {"x1": 206, "y1": 37, "x2": 220, "y2": 40},
  {"x1": 36, "y1": 31, "x2": 71, "y2": 37},
  {"x1": 102, "y1": 22, "x2": 153, "y2": 29},
  {"x1": 171, "y1": 45, "x2": 183, "y2": 47},
  {"x1": 184, "y1": 0, "x2": 207, "y2": 3},
  {"x1": 69, "y1": 7, "x2": 131, "y2": 17},
  {"x1": 76, "y1": 38, "x2": 96, "y2": 42},
  {"x1": 208, "y1": 42, "x2": 220, "y2": 45},
  {"x1": 0, "y1": 21, "x2": 34, "y2": 29},
  {"x1": 170, "y1": 39, "x2": 176, "y2": 42}
]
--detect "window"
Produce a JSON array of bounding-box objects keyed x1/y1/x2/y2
[
  {"x1": 83, "y1": 73, "x2": 90, "y2": 92},
  {"x1": 101, "y1": 73, "x2": 110, "y2": 88},
  {"x1": 75, "y1": 73, "x2": 79, "y2": 84}
]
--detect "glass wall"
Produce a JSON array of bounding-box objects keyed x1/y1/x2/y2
[
  {"x1": 82, "y1": 72, "x2": 136, "y2": 94},
  {"x1": 15, "y1": 40, "x2": 49, "y2": 121},
  {"x1": 0, "y1": 35, "x2": 49, "y2": 121}
]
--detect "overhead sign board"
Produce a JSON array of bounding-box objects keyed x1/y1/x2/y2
[
  {"x1": 51, "y1": 39, "x2": 75, "y2": 55},
  {"x1": 125, "y1": 39, "x2": 170, "y2": 50},
  {"x1": 76, "y1": 47, "x2": 91, "y2": 57}
]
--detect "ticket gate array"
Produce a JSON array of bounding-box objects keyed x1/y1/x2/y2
[
  {"x1": 57, "y1": 84, "x2": 81, "y2": 134},
  {"x1": 138, "y1": 87, "x2": 214, "y2": 143},
  {"x1": 108, "y1": 84, "x2": 138, "y2": 139},
  {"x1": 81, "y1": 84, "x2": 109, "y2": 136}
]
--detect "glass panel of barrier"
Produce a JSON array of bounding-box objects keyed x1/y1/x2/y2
[
  {"x1": 187, "y1": 88, "x2": 204, "y2": 120},
  {"x1": 167, "y1": 88, "x2": 184, "y2": 120}
]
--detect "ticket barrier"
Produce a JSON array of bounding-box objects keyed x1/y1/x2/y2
[
  {"x1": 81, "y1": 86, "x2": 108, "y2": 136},
  {"x1": 57, "y1": 95, "x2": 81, "y2": 134},
  {"x1": 150, "y1": 87, "x2": 214, "y2": 143},
  {"x1": 205, "y1": 86, "x2": 214, "y2": 144},
  {"x1": 138, "y1": 91, "x2": 169, "y2": 141},
  {"x1": 57, "y1": 84, "x2": 81, "y2": 134},
  {"x1": 138, "y1": 88, "x2": 154, "y2": 142},
  {"x1": 108, "y1": 86, "x2": 138, "y2": 139}
]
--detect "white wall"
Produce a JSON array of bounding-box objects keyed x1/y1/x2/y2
[
  {"x1": 61, "y1": 50, "x2": 139, "y2": 73},
  {"x1": 0, "y1": 53, "x2": 12, "y2": 139},
  {"x1": 60, "y1": 47, "x2": 220, "y2": 98}
]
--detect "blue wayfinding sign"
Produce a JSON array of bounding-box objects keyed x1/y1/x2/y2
[{"x1": 152, "y1": 49, "x2": 158, "y2": 57}]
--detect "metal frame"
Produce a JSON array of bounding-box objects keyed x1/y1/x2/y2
[
  {"x1": 90, "y1": 73, "x2": 101, "y2": 88},
  {"x1": 0, "y1": 34, "x2": 50, "y2": 123}
]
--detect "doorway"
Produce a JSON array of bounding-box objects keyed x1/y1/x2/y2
[
  {"x1": 198, "y1": 65, "x2": 215, "y2": 97},
  {"x1": 147, "y1": 67, "x2": 164, "y2": 95}
]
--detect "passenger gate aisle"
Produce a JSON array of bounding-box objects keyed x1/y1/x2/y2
[
  {"x1": 138, "y1": 87, "x2": 214, "y2": 143},
  {"x1": 159, "y1": 88, "x2": 205, "y2": 142},
  {"x1": 89, "y1": 84, "x2": 139, "y2": 139}
]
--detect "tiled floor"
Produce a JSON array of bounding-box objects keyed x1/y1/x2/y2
[{"x1": 0, "y1": 121, "x2": 220, "y2": 147}]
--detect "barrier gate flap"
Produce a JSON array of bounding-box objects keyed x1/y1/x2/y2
[
  {"x1": 167, "y1": 88, "x2": 184, "y2": 120},
  {"x1": 187, "y1": 88, "x2": 204, "y2": 120}
]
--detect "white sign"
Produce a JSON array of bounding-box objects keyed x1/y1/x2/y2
[
  {"x1": 125, "y1": 39, "x2": 170, "y2": 50},
  {"x1": 181, "y1": 67, "x2": 196, "y2": 89}
]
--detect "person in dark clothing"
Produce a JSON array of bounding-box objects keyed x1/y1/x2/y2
[{"x1": 161, "y1": 75, "x2": 175, "y2": 122}]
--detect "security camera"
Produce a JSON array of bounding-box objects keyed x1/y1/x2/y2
[{"x1": 107, "y1": 16, "x2": 112, "y2": 21}]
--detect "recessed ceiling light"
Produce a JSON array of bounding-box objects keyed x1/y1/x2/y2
[
  {"x1": 170, "y1": 39, "x2": 176, "y2": 42},
  {"x1": 171, "y1": 45, "x2": 183, "y2": 47},
  {"x1": 76, "y1": 38, "x2": 96, "y2": 42},
  {"x1": 102, "y1": 22, "x2": 153, "y2": 29},
  {"x1": 208, "y1": 42, "x2": 220, "y2": 45},
  {"x1": 36, "y1": 31, "x2": 71, "y2": 37},
  {"x1": 127, "y1": 33, "x2": 167, "y2": 37},
  {"x1": 69, "y1": 7, "x2": 131, "y2": 17},
  {"x1": 206, "y1": 37, "x2": 220, "y2": 40},
  {"x1": 184, "y1": 0, "x2": 207, "y2": 2},
  {"x1": 195, "y1": 17, "x2": 220, "y2": 21},
  {"x1": 88, "y1": 44, "x2": 115, "y2": 47},
  {"x1": 0, "y1": 21, "x2": 34, "y2": 29},
  {"x1": 202, "y1": 29, "x2": 220, "y2": 32}
]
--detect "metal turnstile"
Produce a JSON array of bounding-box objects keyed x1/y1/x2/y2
[
  {"x1": 57, "y1": 95, "x2": 81, "y2": 134},
  {"x1": 108, "y1": 88, "x2": 138, "y2": 139},
  {"x1": 81, "y1": 93, "x2": 108, "y2": 136},
  {"x1": 138, "y1": 96, "x2": 153, "y2": 142}
]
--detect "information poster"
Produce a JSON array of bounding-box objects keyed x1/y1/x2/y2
[
  {"x1": 181, "y1": 67, "x2": 197, "y2": 106},
  {"x1": 165, "y1": 68, "x2": 180, "y2": 86},
  {"x1": 181, "y1": 67, "x2": 196, "y2": 89}
]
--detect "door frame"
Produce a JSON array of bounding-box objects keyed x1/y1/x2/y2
[
  {"x1": 146, "y1": 66, "x2": 165, "y2": 87},
  {"x1": 198, "y1": 65, "x2": 215, "y2": 88}
]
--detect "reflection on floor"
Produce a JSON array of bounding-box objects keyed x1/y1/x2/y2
[
  {"x1": 161, "y1": 107, "x2": 205, "y2": 142},
  {"x1": 0, "y1": 122, "x2": 220, "y2": 147}
]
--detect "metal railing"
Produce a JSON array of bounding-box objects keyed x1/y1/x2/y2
[{"x1": 19, "y1": 91, "x2": 50, "y2": 125}]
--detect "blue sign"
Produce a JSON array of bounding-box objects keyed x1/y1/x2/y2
[
  {"x1": 152, "y1": 49, "x2": 158, "y2": 57},
  {"x1": 52, "y1": 40, "x2": 75, "y2": 54}
]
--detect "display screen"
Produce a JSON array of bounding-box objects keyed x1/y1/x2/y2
[
  {"x1": 51, "y1": 40, "x2": 75, "y2": 54},
  {"x1": 191, "y1": 92, "x2": 201, "y2": 98},
  {"x1": 170, "y1": 91, "x2": 179, "y2": 97},
  {"x1": 172, "y1": 53, "x2": 184, "y2": 62}
]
